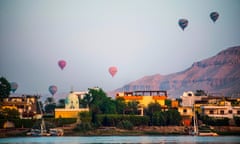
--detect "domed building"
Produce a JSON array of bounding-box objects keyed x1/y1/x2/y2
[
  {"x1": 55, "y1": 91, "x2": 89, "y2": 118},
  {"x1": 65, "y1": 92, "x2": 79, "y2": 109}
]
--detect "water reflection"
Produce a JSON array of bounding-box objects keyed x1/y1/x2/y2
[{"x1": 0, "y1": 136, "x2": 240, "y2": 144}]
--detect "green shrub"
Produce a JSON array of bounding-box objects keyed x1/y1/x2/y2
[
  {"x1": 234, "y1": 116, "x2": 240, "y2": 126},
  {"x1": 117, "y1": 120, "x2": 133, "y2": 130},
  {"x1": 200, "y1": 115, "x2": 229, "y2": 126},
  {"x1": 97, "y1": 114, "x2": 149, "y2": 127},
  {"x1": 74, "y1": 123, "x2": 93, "y2": 132},
  {"x1": 152, "y1": 110, "x2": 181, "y2": 126}
]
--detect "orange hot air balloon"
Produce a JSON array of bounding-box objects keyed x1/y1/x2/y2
[{"x1": 108, "y1": 66, "x2": 118, "y2": 77}]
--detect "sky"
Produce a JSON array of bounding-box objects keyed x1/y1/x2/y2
[{"x1": 1, "y1": 0, "x2": 240, "y2": 97}]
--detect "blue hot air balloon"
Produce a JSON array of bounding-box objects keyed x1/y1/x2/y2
[
  {"x1": 10, "y1": 82, "x2": 18, "y2": 93},
  {"x1": 49, "y1": 85, "x2": 57, "y2": 96},
  {"x1": 210, "y1": 12, "x2": 219, "y2": 23},
  {"x1": 178, "y1": 19, "x2": 188, "y2": 31}
]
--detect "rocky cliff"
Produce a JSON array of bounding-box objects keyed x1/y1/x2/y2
[{"x1": 111, "y1": 46, "x2": 240, "y2": 98}]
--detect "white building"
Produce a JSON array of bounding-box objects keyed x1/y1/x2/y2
[
  {"x1": 180, "y1": 91, "x2": 207, "y2": 107},
  {"x1": 201, "y1": 101, "x2": 240, "y2": 119}
]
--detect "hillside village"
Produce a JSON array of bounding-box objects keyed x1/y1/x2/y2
[{"x1": 1, "y1": 85, "x2": 240, "y2": 136}]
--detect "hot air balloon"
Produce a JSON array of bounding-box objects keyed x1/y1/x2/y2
[
  {"x1": 108, "y1": 66, "x2": 118, "y2": 77},
  {"x1": 49, "y1": 85, "x2": 57, "y2": 96},
  {"x1": 178, "y1": 19, "x2": 188, "y2": 31},
  {"x1": 58, "y1": 60, "x2": 66, "y2": 70},
  {"x1": 210, "y1": 12, "x2": 219, "y2": 23},
  {"x1": 10, "y1": 82, "x2": 18, "y2": 93}
]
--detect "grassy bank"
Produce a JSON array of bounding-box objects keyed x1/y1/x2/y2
[{"x1": 1, "y1": 126, "x2": 240, "y2": 137}]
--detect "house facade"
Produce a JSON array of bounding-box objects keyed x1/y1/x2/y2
[
  {"x1": 200, "y1": 101, "x2": 240, "y2": 119},
  {"x1": 116, "y1": 90, "x2": 168, "y2": 108},
  {"x1": 0, "y1": 95, "x2": 41, "y2": 119}
]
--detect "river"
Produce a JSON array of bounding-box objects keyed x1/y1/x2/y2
[{"x1": 0, "y1": 136, "x2": 240, "y2": 144}]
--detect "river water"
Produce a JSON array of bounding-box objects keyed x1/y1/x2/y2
[{"x1": 0, "y1": 136, "x2": 240, "y2": 144}]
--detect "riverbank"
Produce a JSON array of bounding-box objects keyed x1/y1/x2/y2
[
  {"x1": 63, "y1": 126, "x2": 188, "y2": 136},
  {"x1": 1, "y1": 126, "x2": 240, "y2": 137},
  {"x1": 63, "y1": 126, "x2": 240, "y2": 136}
]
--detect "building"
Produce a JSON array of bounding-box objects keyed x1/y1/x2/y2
[
  {"x1": 116, "y1": 90, "x2": 169, "y2": 115},
  {"x1": 178, "y1": 106, "x2": 193, "y2": 126},
  {"x1": 55, "y1": 91, "x2": 89, "y2": 118},
  {"x1": 116, "y1": 90, "x2": 168, "y2": 108},
  {"x1": 179, "y1": 91, "x2": 240, "y2": 126},
  {"x1": 200, "y1": 100, "x2": 240, "y2": 119},
  {"x1": 0, "y1": 95, "x2": 41, "y2": 119},
  {"x1": 181, "y1": 91, "x2": 208, "y2": 107}
]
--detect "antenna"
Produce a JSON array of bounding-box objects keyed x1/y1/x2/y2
[{"x1": 70, "y1": 85, "x2": 74, "y2": 93}]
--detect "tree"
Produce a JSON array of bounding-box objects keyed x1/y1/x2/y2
[
  {"x1": 56, "y1": 99, "x2": 65, "y2": 108},
  {"x1": 115, "y1": 97, "x2": 126, "y2": 114},
  {"x1": 85, "y1": 88, "x2": 117, "y2": 124},
  {"x1": 145, "y1": 102, "x2": 161, "y2": 125},
  {"x1": 44, "y1": 97, "x2": 56, "y2": 114},
  {"x1": 45, "y1": 97, "x2": 55, "y2": 105},
  {"x1": 125, "y1": 101, "x2": 139, "y2": 115},
  {"x1": 87, "y1": 88, "x2": 116, "y2": 114},
  {"x1": 146, "y1": 102, "x2": 161, "y2": 116},
  {"x1": 152, "y1": 109, "x2": 181, "y2": 126},
  {"x1": 0, "y1": 108, "x2": 20, "y2": 119},
  {"x1": 166, "y1": 109, "x2": 182, "y2": 125},
  {"x1": 0, "y1": 77, "x2": 11, "y2": 99},
  {"x1": 81, "y1": 92, "x2": 93, "y2": 108},
  {"x1": 44, "y1": 103, "x2": 56, "y2": 114}
]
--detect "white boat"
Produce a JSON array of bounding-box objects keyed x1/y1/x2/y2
[
  {"x1": 49, "y1": 128, "x2": 64, "y2": 136},
  {"x1": 26, "y1": 119, "x2": 50, "y2": 136},
  {"x1": 27, "y1": 100, "x2": 63, "y2": 136}
]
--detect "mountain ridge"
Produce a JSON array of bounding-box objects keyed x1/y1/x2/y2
[{"x1": 110, "y1": 46, "x2": 240, "y2": 98}]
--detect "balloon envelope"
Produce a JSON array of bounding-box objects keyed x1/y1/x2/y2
[
  {"x1": 58, "y1": 60, "x2": 66, "y2": 70},
  {"x1": 210, "y1": 12, "x2": 219, "y2": 23},
  {"x1": 178, "y1": 19, "x2": 188, "y2": 31},
  {"x1": 10, "y1": 82, "x2": 18, "y2": 93},
  {"x1": 49, "y1": 85, "x2": 57, "y2": 96},
  {"x1": 108, "y1": 66, "x2": 118, "y2": 77}
]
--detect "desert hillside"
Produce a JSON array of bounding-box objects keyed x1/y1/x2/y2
[{"x1": 111, "y1": 46, "x2": 240, "y2": 98}]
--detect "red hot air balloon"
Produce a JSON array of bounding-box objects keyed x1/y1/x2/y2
[
  {"x1": 108, "y1": 66, "x2": 118, "y2": 77},
  {"x1": 58, "y1": 60, "x2": 66, "y2": 70},
  {"x1": 49, "y1": 85, "x2": 57, "y2": 96},
  {"x1": 10, "y1": 82, "x2": 18, "y2": 93}
]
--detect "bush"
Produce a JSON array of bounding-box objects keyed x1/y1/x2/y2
[
  {"x1": 117, "y1": 120, "x2": 133, "y2": 130},
  {"x1": 234, "y1": 116, "x2": 240, "y2": 126},
  {"x1": 79, "y1": 111, "x2": 91, "y2": 123},
  {"x1": 74, "y1": 123, "x2": 93, "y2": 132},
  {"x1": 97, "y1": 114, "x2": 149, "y2": 127},
  {"x1": 0, "y1": 119, "x2": 36, "y2": 128},
  {"x1": 200, "y1": 115, "x2": 229, "y2": 126},
  {"x1": 152, "y1": 110, "x2": 181, "y2": 126}
]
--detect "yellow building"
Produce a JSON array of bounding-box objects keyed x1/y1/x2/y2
[
  {"x1": 116, "y1": 90, "x2": 168, "y2": 108},
  {"x1": 55, "y1": 108, "x2": 89, "y2": 118}
]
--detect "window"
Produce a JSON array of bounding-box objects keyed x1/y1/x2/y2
[
  {"x1": 228, "y1": 110, "x2": 232, "y2": 114},
  {"x1": 183, "y1": 109, "x2": 187, "y2": 113},
  {"x1": 209, "y1": 110, "x2": 214, "y2": 114},
  {"x1": 237, "y1": 111, "x2": 240, "y2": 115},
  {"x1": 220, "y1": 110, "x2": 224, "y2": 115}
]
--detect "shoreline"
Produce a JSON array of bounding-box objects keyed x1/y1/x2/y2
[{"x1": 1, "y1": 126, "x2": 240, "y2": 138}]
